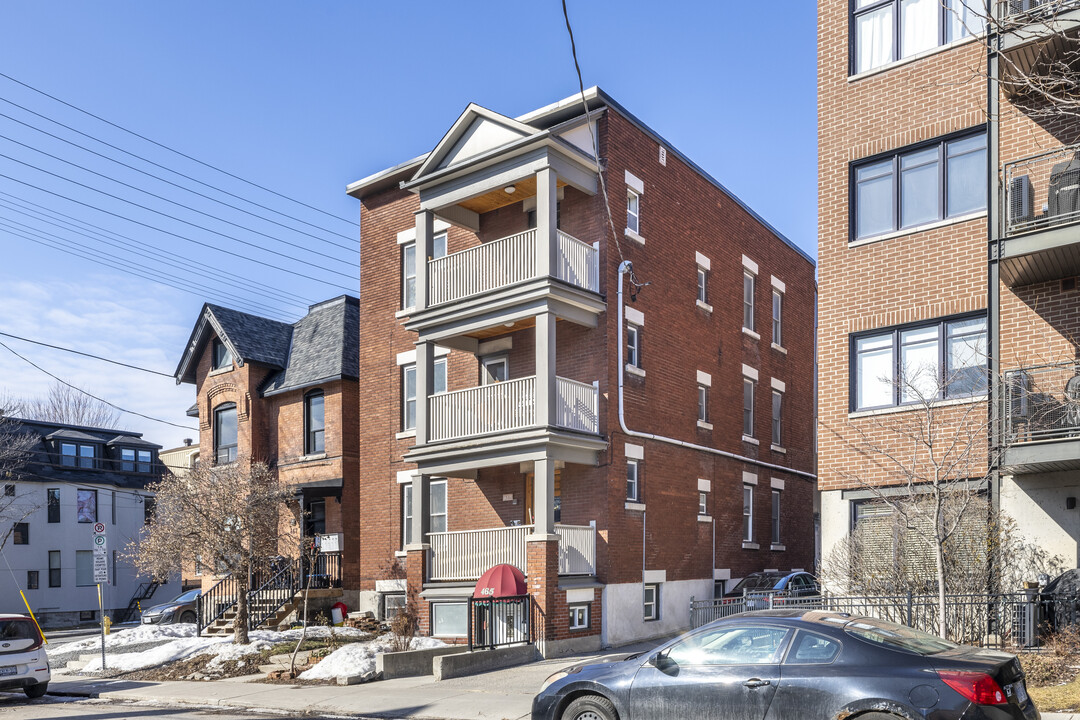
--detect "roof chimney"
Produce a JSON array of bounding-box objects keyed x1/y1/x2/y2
[{"x1": 183, "y1": 438, "x2": 193, "y2": 446}]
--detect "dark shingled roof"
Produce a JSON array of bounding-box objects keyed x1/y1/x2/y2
[
  {"x1": 204, "y1": 304, "x2": 294, "y2": 369},
  {"x1": 262, "y1": 296, "x2": 360, "y2": 395}
]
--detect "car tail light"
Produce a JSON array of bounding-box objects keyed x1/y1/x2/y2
[{"x1": 938, "y1": 670, "x2": 1007, "y2": 705}]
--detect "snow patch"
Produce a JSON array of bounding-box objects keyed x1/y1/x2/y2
[{"x1": 298, "y1": 634, "x2": 446, "y2": 682}]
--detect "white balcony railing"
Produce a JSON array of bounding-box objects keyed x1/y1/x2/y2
[
  {"x1": 426, "y1": 229, "x2": 598, "y2": 307},
  {"x1": 427, "y1": 523, "x2": 597, "y2": 581},
  {"x1": 428, "y1": 375, "x2": 599, "y2": 442}
]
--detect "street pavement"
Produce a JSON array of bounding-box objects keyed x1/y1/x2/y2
[{"x1": 0, "y1": 694, "x2": 314, "y2": 719}]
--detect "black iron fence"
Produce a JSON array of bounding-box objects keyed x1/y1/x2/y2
[{"x1": 468, "y1": 595, "x2": 532, "y2": 651}]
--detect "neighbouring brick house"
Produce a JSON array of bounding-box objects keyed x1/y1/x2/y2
[
  {"x1": 173, "y1": 295, "x2": 360, "y2": 586},
  {"x1": 346, "y1": 88, "x2": 817, "y2": 654},
  {"x1": 818, "y1": 1, "x2": 1080, "y2": 573}
]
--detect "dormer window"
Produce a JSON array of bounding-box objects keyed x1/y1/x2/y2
[
  {"x1": 61, "y1": 442, "x2": 96, "y2": 469},
  {"x1": 212, "y1": 339, "x2": 233, "y2": 371},
  {"x1": 121, "y1": 448, "x2": 153, "y2": 473}
]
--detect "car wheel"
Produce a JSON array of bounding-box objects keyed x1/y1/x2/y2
[
  {"x1": 561, "y1": 694, "x2": 617, "y2": 720},
  {"x1": 24, "y1": 683, "x2": 48, "y2": 699},
  {"x1": 180, "y1": 611, "x2": 197, "y2": 624}
]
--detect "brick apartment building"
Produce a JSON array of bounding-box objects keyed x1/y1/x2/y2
[
  {"x1": 818, "y1": 1, "x2": 1080, "y2": 572},
  {"x1": 173, "y1": 295, "x2": 360, "y2": 585},
  {"x1": 346, "y1": 88, "x2": 817, "y2": 654}
]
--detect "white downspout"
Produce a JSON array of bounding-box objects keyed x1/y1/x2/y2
[{"x1": 616, "y1": 261, "x2": 817, "y2": 481}]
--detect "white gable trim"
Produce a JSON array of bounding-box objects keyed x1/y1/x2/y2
[{"x1": 413, "y1": 103, "x2": 539, "y2": 180}]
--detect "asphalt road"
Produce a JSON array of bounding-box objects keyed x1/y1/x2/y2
[{"x1": 0, "y1": 694, "x2": 351, "y2": 720}]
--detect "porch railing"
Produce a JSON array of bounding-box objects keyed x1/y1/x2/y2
[
  {"x1": 1004, "y1": 362, "x2": 1080, "y2": 443},
  {"x1": 556, "y1": 377, "x2": 599, "y2": 434},
  {"x1": 427, "y1": 523, "x2": 597, "y2": 581},
  {"x1": 1004, "y1": 142, "x2": 1080, "y2": 237},
  {"x1": 555, "y1": 231, "x2": 600, "y2": 293}
]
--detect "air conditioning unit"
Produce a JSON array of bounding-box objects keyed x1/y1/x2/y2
[
  {"x1": 1009, "y1": 0, "x2": 1046, "y2": 14},
  {"x1": 1009, "y1": 174, "x2": 1034, "y2": 227}
]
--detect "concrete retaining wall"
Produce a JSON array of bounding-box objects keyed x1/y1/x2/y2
[
  {"x1": 433, "y1": 644, "x2": 539, "y2": 681},
  {"x1": 376, "y1": 645, "x2": 468, "y2": 679}
]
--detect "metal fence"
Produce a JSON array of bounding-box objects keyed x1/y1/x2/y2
[
  {"x1": 1005, "y1": 363, "x2": 1080, "y2": 443},
  {"x1": 468, "y1": 595, "x2": 532, "y2": 651},
  {"x1": 689, "y1": 591, "x2": 1080, "y2": 649}
]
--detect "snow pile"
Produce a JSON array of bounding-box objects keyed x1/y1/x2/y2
[
  {"x1": 299, "y1": 634, "x2": 446, "y2": 682},
  {"x1": 59, "y1": 623, "x2": 199, "y2": 652},
  {"x1": 81, "y1": 634, "x2": 231, "y2": 672}
]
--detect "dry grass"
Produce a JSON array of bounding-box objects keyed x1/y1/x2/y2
[{"x1": 1020, "y1": 626, "x2": 1080, "y2": 712}]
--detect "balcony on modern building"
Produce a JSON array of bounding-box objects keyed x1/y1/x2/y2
[
  {"x1": 427, "y1": 523, "x2": 597, "y2": 582},
  {"x1": 996, "y1": 0, "x2": 1080, "y2": 74},
  {"x1": 998, "y1": 142, "x2": 1080, "y2": 286},
  {"x1": 1001, "y1": 362, "x2": 1080, "y2": 473}
]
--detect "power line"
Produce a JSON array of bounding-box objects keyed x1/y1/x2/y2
[
  {"x1": 0, "y1": 170, "x2": 356, "y2": 291},
  {"x1": 0, "y1": 150, "x2": 358, "y2": 279},
  {"x1": 0, "y1": 130, "x2": 357, "y2": 260},
  {"x1": 0, "y1": 107, "x2": 358, "y2": 247},
  {"x1": 0, "y1": 339, "x2": 197, "y2": 431},
  {"x1": 0, "y1": 331, "x2": 174, "y2": 378},
  {"x1": 0, "y1": 72, "x2": 356, "y2": 227}
]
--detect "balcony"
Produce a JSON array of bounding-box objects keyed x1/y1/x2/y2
[
  {"x1": 996, "y1": 0, "x2": 1080, "y2": 82},
  {"x1": 427, "y1": 523, "x2": 597, "y2": 582},
  {"x1": 1002, "y1": 362, "x2": 1080, "y2": 473},
  {"x1": 428, "y1": 376, "x2": 599, "y2": 443},
  {"x1": 999, "y1": 144, "x2": 1080, "y2": 285}
]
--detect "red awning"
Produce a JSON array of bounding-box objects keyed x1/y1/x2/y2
[{"x1": 473, "y1": 563, "x2": 527, "y2": 599}]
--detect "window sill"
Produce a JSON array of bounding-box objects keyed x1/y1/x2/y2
[
  {"x1": 848, "y1": 394, "x2": 986, "y2": 420},
  {"x1": 742, "y1": 541, "x2": 760, "y2": 550},
  {"x1": 770, "y1": 444, "x2": 787, "y2": 454},
  {"x1": 625, "y1": 364, "x2": 646, "y2": 378},
  {"x1": 395, "y1": 430, "x2": 417, "y2": 439},
  {"x1": 696, "y1": 420, "x2": 713, "y2": 431},
  {"x1": 625, "y1": 502, "x2": 646, "y2": 512},
  {"x1": 847, "y1": 33, "x2": 981, "y2": 83},
  {"x1": 696, "y1": 300, "x2": 713, "y2": 313},
  {"x1": 394, "y1": 550, "x2": 408, "y2": 558},
  {"x1": 742, "y1": 327, "x2": 760, "y2": 340},
  {"x1": 742, "y1": 435, "x2": 759, "y2": 446},
  {"x1": 771, "y1": 343, "x2": 787, "y2": 355},
  {"x1": 299, "y1": 452, "x2": 327, "y2": 462},
  {"x1": 849, "y1": 211, "x2": 986, "y2": 249},
  {"x1": 395, "y1": 308, "x2": 413, "y2": 319},
  {"x1": 625, "y1": 228, "x2": 645, "y2": 245},
  {"x1": 770, "y1": 544, "x2": 786, "y2": 552},
  {"x1": 697, "y1": 514, "x2": 712, "y2": 523}
]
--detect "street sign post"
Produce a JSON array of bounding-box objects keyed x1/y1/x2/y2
[{"x1": 92, "y1": 524, "x2": 107, "y2": 670}]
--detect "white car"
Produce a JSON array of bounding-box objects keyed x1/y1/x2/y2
[{"x1": 0, "y1": 615, "x2": 49, "y2": 698}]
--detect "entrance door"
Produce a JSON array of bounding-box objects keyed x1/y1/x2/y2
[{"x1": 524, "y1": 471, "x2": 561, "y2": 525}]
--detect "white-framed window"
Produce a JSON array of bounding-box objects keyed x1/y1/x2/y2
[
  {"x1": 77, "y1": 488, "x2": 97, "y2": 523},
  {"x1": 743, "y1": 271, "x2": 755, "y2": 331},
  {"x1": 432, "y1": 602, "x2": 468, "y2": 637},
  {"x1": 743, "y1": 379, "x2": 755, "y2": 437},
  {"x1": 569, "y1": 604, "x2": 589, "y2": 630},
  {"x1": 743, "y1": 485, "x2": 754, "y2": 542},
  {"x1": 772, "y1": 290, "x2": 783, "y2": 346},
  {"x1": 403, "y1": 359, "x2": 447, "y2": 430},
  {"x1": 481, "y1": 356, "x2": 508, "y2": 385},
  {"x1": 214, "y1": 403, "x2": 238, "y2": 464},
  {"x1": 772, "y1": 391, "x2": 783, "y2": 447},
  {"x1": 430, "y1": 479, "x2": 447, "y2": 534},
  {"x1": 627, "y1": 189, "x2": 640, "y2": 234},
  {"x1": 772, "y1": 490, "x2": 782, "y2": 545},
  {"x1": 699, "y1": 491, "x2": 708, "y2": 515},
  {"x1": 627, "y1": 324, "x2": 642, "y2": 368},
  {"x1": 626, "y1": 459, "x2": 640, "y2": 501},
  {"x1": 402, "y1": 242, "x2": 416, "y2": 310},
  {"x1": 402, "y1": 483, "x2": 414, "y2": 548},
  {"x1": 643, "y1": 583, "x2": 659, "y2": 621},
  {"x1": 75, "y1": 550, "x2": 95, "y2": 586},
  {"x1": 696, "y1": 266, "x2": 708, "y2": 304},
  {"x1": 852, "y1": 0, "x2": 982, "y2": 75},
  {"x1": 697, "y1": 385, "x2": 708, "y2": 423}
]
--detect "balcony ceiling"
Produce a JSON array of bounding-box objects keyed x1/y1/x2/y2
[
  {"x1": 457, "y1": 177, "x2": 569, "y2": 214},
  {"x1": 1002, "y1": 438, "x2": 1080, "y2": 474},
  {"x1": 1000, "y1": 224, "x2": 1080, "y2": 286}
]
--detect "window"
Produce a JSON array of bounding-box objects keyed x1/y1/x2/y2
[
  {"x1": 3, "y1": 483, "x2": 12, "y2": 496},
  {"x1": 772, "y1": 290, "x2": 783, "y2": 346},
  {"x1": 853, "y1": 131, "x2": 987, "y2": 240},
  {"x1": 743, "y1": 272, "x2": 755, "y2": 331},
  {"x1": 47, "y1": 489, "x2": 59, "y2": 523},
  {"x1": 144, "y1": 497, "x2": 156, "y2": 525},
  {"x1": 627, "y1": 324, "x2": 642, "y2": 368},
  {"x1": 48, "y1": 551, "x2": 60, "y2": 587},
  {"x1": 699, "y1": 492, "x2": 708, "y2": 515},
  {"x1": 402, "y1": 233, "x2": 447, "y2": 310},
  {"x1": 430, "y1": 480, "x2": 447, "y2": 534},
  {"x1": 853, "y1": 314, "x2": 987, "y2": 411},
  {"x1": 772, "y1": 490, "x2": 782, "y2": 545},
  {"x1": 76, "y1": 489, "x2": 97, "y2": 523},
  {"x1": 743, "y1": 485, "x2": 754, "y2": 542},
  {"x1": 665, "y1": 625, "x2": 791, "y2": 666},
  {"x1": 212, "y1": 338, "x2": 233, "y2": 371},
  {"x1": 305, "y1": 390, "x2": 325, "y2": 454},
  {"x1": 214, "y1": 403, "x2": 238, "y2": 463},
  {"x1": 627, "y1": 190, "x2": 640, "y2": 234},
  {"x1": 643, "y1": 583, "x2": 659, "y2": 621},
  {"x1": 195, "y1": 555, "x2": 203, "y2": 576},
  {"x1": 787, "y1": 631, "x2": 841, "y2": 665},
  {"x1": 12, "y1": 522, "x2": 28, "y2": 545},
  {"x1": 626, "y1": 459, "x2": 640, "y2": 501},
  {"x1": 402, "y1": 483, "x2": 413, "y2": 548},
  {"x1": 76, "y1": 550, "x2": 95, "y2": 586},
  {"x1": 743, "y1": 379, "x2": 755, "y2": 437},
  {"x1": 403, "y1": 360, "x2": 447, "y2": 431},
  {"x1": 852, "y1": 0, "x2": 982, "y2": 75},
  {"x1": 61, "y1": 443, "x2": 95, "y2": 469},
  {"x1": 121, "y1": 448, "x2": 135, "y2": 472},
  {"x1": 772, "y1": 391, "x2": 783, "y2": 447},
  {"x1": 26, "y1": 570, "x2": 38, "y2": 590},
  {"x1": 569, "y1": 604, "x2": 589, "y2": 630},
  {"x1": 697, "y1": 385, "x2": 709, "y2": 424},
  {"x1": 697, "y1": 266, "x2": 708, "y2": 304},
  {"x1": 138, "y1": 450, "x2": 151, "y2": 473},
  {"x1": 432, "y1": 602, "x2": 467, "y2": 637},
  {"x1": 480, "y1": 356, "x2": 508, "y2": 385}
]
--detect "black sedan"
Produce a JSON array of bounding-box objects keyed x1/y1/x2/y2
[{"x1": 533, "y1": 609, "x2": 1038, "y2": 720}]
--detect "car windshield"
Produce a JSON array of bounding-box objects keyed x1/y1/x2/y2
[
  {"x1": 0, "y1": 619, "x2": 38, "y2": 641},
  {"x1": 171, "y1": 590, "x2": 200, "y2": 603},
  {"x1": 844, "y1": 617, "x2": 959, "y2": 655},
  {"x1": 731, "y1": 575, "x2": 782, "y2": 593}
]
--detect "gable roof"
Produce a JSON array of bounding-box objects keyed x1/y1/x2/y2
[
  {"x1": 175, "y1": 304, "x2": 294, "y2": 384},
  {"x1": 412, "y1": 103, "x2": 540, "y2": 181},
  {"x1": 262, "y1": 296, "x2": 360, "y2": 396}
]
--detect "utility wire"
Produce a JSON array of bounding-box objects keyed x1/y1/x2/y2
[
  {"x1": 0, "y1": 331, "x2": 174, "y2": 378},
  {"x1": 0, "y1": 150, "x2": 357, "y2": 279},
  {"x1": 0, "y1": 170, "x2": 356, "y2": 291},
  {"x1": 0, "y1": 339, "x2": 198, "y2": 431},
  {"x1": 0, "y1": 72, "x2": 356, "y2": 228},
  {"x1": 0, "y1": 131, "x2": 356, "y2": 261},
  {"x1": 0, "y1": 108, "x2": 358, "y2": 247}
]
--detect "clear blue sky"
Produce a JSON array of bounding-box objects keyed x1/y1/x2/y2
[{"x1": 0, "y1": 1, "x2": 818, "y2": 448}]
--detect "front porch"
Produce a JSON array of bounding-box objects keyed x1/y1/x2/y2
[{"x1": 427, "y1": 523, "x2": 597, "y2": 582}]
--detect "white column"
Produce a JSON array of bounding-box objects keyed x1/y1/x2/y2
[
  {"x1": 415, "y1": 210, "x2": 434, "y2": 312},
  {"x1": 535, "y1": 311, "x2": 556, "y2": 428},
  {"x1": 532, "y1": 456, "x2": 556, "y2": 538},
  {"x1": 415, "y1": 341, "x2": 434, "y2": 446},
  {"x1": 535, "y1": 167, "x2": 558, "y2": 279}
]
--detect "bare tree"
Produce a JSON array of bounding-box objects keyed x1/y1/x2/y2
[
  {"x1": 11, "y1": 383, "x2": 120, "y2": 428},
  {"x1": 0, "y1": 415, "x2": 38, "y2": 551},
  {"x1": 129, "y1": 458, "x2": 294, "y2": 644}
]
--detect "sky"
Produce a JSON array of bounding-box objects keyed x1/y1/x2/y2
[{"x1": 0, "y1": 1, "x2": 818, "y2": 449}]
